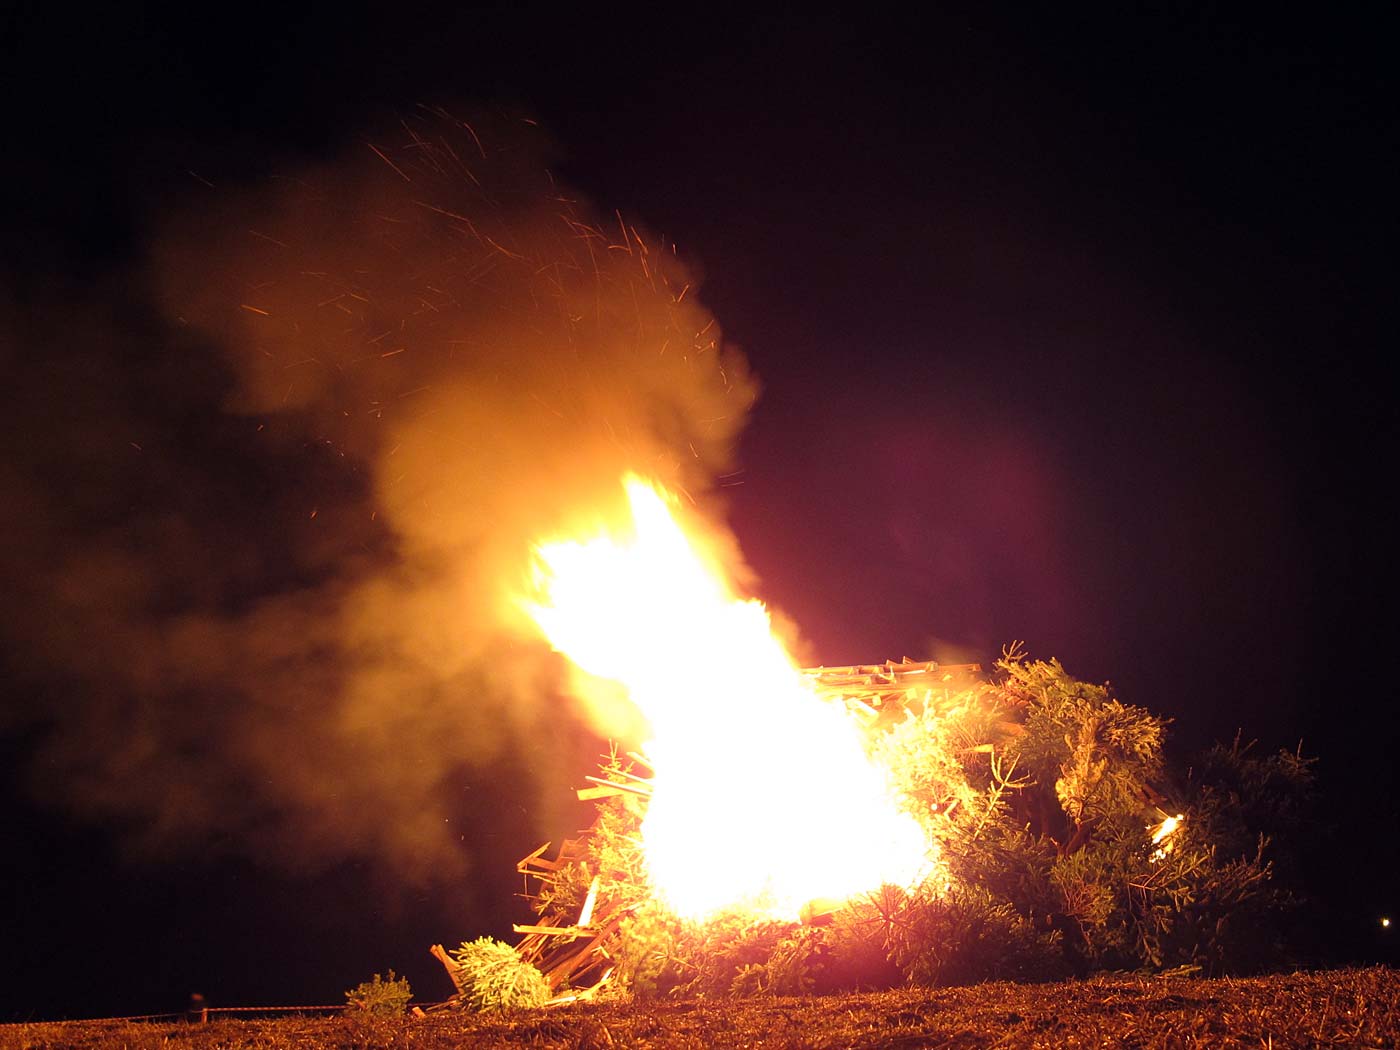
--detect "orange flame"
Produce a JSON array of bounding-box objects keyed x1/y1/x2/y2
[{"x1": 522, "y1": 475, "x2": 931, "y2": 921}]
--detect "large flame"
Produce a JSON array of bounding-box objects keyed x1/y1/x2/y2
[{"x1": 522, "y1": 475, "x2": 931, "y2": 921}]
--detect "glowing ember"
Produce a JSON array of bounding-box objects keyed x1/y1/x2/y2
[{"x1": 522, "y1": 475, "x2": 931, "y2": 921}]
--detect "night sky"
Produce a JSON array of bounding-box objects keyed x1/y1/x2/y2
[{"x1": 2, "y1": 7, "x2": 1395, "y2": 1021}]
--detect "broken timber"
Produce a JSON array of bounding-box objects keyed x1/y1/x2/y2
[{"x1": 803, "y1": 658, "x2": 981, "y2": 723}]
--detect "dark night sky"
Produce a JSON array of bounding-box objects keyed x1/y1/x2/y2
[{"x1": 2, "y1": 6, "x2": 1395, "y2": 1020}]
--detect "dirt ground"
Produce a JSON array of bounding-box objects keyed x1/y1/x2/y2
[{"x1": 5, "y1": 967, "x2": 1396, "y2": 1049}]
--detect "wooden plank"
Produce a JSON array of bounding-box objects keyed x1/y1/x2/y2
[
  {"x1": 512, "y1": 923, "x2": 595, "y2": 937},
  {"x1": 583, "y1": 775, "x2": 652, "y2": 797},
  {"x1": 517, "y1": 841, "x2": 557, "y2": 873},
  {"x1": 577, "y1": 875, "x2": 601, "y2": 929},
  {"x1": 428, "y1": 943, "x2": 464, "y2": 994},
  {"x1": 577, "y1": 784, "x2": 628, "y2": 801},
  {"x1": 541, "y1": 915, "x2": 626, "y2": 989}
]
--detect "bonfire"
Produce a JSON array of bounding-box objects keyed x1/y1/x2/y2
[{"x1": 431, "y1": 475, "x2": 1308, "y2": 1008}]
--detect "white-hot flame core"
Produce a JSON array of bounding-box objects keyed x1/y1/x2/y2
[{"x1": 524, "y1": 476, "x2": 931, "y2": 921}]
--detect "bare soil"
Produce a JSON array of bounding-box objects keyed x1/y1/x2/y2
[{"x1": 5, "y1": 967, "x2": 1396, "y2": 1049}]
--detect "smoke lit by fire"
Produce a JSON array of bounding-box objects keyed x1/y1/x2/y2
[
  {"x1": 0, "y1": 111, "x2": 756, "y2": 891},
  {"x1": 522, "y1": 475, "x2": 932, "y2": 920}
]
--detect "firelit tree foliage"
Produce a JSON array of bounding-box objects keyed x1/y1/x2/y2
[
  {"x1": 999, "y1": 654, "x2": 1167, "y2": 840},
  {"x1": 450, "y1": 938, "x2": 551, "y2": 1010},
  {"x1": 534, "y1": 751, "x2": 654, "y2": 924},
  {"x1": 509, "y1": 649, "x2": 1313, "y2": 1001},
  {"x1": 344, "y1": 970, "x2": 413, "y2": 1016}
]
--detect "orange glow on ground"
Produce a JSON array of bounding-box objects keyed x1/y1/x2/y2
[{"x1": 522, "y1": 475, "x2": 931, "y2": 921}]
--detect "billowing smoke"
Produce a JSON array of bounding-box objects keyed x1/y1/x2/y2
[{"x1": 0, "y1": 109, "x2": 756, "y2": 888}]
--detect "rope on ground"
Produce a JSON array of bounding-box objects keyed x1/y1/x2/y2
[
  {"x1": 1, "y1": 1005, "x2": 345, "y2": 1026},
  {"x1": 3, "y1": 1002, "x2": 459, "y2": 1026}
]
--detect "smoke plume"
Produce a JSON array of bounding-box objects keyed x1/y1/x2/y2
[{"x1": 0, "y1": 109, "x2": 757, "y2": 887}]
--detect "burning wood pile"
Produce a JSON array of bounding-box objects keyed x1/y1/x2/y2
[
  {"x1": 442, "y1": 661, "x2": 983, "y2": 1004},
  {"x1": 428, "y1": 475, "x2": 1311, "y2": 1007}
]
